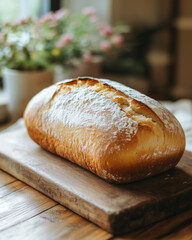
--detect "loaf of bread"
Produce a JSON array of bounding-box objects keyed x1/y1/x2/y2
[{"x1": 24, "y1": 77, "x2": 185, "y2": 183}]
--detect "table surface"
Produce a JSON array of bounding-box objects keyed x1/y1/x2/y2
[{"x1": 0, "y1": 120, "x2": 192, "y2": 240}]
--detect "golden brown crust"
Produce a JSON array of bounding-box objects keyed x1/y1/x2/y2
[{"x1": 24, "y1": 77, "x2": 185, "y2": 183}]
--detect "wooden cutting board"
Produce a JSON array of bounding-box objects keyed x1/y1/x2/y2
[{"x1": 0, "y1": 121, "x2": 192, "y2": 235}]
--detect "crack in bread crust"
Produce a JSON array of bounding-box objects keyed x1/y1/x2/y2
[{"x1": 56, "y1": 78, "x2": 159, "y2": 130}]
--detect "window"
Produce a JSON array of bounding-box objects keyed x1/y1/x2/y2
[{"x1": 0, "y1": 0, "x2": 43, "y2": 23}]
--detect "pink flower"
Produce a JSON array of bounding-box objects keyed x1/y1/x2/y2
[
  {"x1": 82, "y1": 6, "x2": 96, "y2": 16},
  {"x1": 55, "y1": 9, "x2": 70, "y2": 19},
  {"x1": 17, "y1": 16, "x2": 31, "y2": 25},
  {"x1": 99, "y1": 24, "x2": 113, "y2": 37},
  {"x1": 39, "y1": 12, "x2": 55, "y2": 23},
  {"x1": 17, "y1": 18, "x2": 27, "y2": 25},
  {"x1": 83, "y1": 52, "x2": 92, "y2": 63},
  {"x1": 111, "y1": 35, "x2": 123, "y2": 47},
  {"x1": 100, "y1": 41, "x2": 111, "y2": 52},
  {"x1": 55, "y1": 33, "x2": 73, "y2": 48}
]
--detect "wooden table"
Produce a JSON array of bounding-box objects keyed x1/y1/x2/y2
[{"x1": 0, "y1": 121, "x2": 192, "y2": 240}]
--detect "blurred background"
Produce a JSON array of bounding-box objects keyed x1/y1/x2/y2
[{"x1": 0, "y1": 0, "x2": 192, "y2": 122}]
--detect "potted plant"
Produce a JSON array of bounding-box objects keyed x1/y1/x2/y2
[
  {"x1": 0, "y1": 7, "x2": 125, "y2": 120},
  {"x1": 0, "y1": 17, "x2": 53, "y2": 120},
  {"x1": 36, "y1": 7, "x2": 125, "y2": 81}
]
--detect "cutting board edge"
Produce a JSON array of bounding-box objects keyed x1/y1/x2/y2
[
  {"x1": 108, "y1": 189, "x2": 192, "y2": 234},
  {"x1": 1, "y1": 151, "x2": 192, "y2": 234}
]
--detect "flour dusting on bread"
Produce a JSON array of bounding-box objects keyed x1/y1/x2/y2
[{"x1": 43, "y1": 87, "x2": 138, "y2": 142}]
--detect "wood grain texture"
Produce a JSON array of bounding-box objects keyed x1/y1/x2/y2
[
  {"x1": 0, "y1": 122, "x2": 192, "y2": 234},
  {"x1": 0, "y1": 180, "x2": 25, "y2": 198},
  {"x1": 0, "y1": 170, "x2": 191, "y2": 239},
  {"x1": 0, "y1": 169, "x2": 111, "y2": 240},
  {"x1": 0, "y1": 169, "x2": 16, "y2": 187},
  {"x1": 0, "y1": 184, "x2": 56, "y2": 231},
  {"x1": 0, "y1": 204, "x2": 112, "y2": 240}
]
